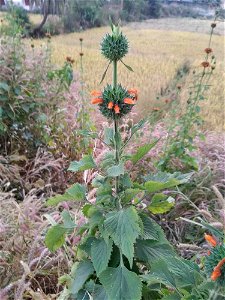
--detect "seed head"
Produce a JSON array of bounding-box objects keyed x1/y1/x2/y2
[
  {"x1": 80, "y1": 52, "x2": 84, "y2": 56},
  {"x1": 211, "y1": 23, "x2": 216, "y2": 28},
  {"x1": 205, "y1": 48, "x2": 212, "y2": 54},
  {"x1": 201, "y1": 61, "x2": 210, "y2": 68}
]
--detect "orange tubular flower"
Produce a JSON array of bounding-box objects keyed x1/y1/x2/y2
[
  {"x1": 124, "y1": 98, "x2": 135, "y2": 105},
  {"x1": 114, "y1": 104, "x2": 120, "y2": 114},
  {"x1": 211, "y1": 268, "x2": 221, "y2": 281},
  {"x1": 91, "y1": 90, "x2": 102, "y2": 97},
  {"x1": 211, "y1": 258, "x2": 225, "y2": 281},
  {"x1": 108, "y1": 101, "x2": 114, "y2": 109},
  {"x1": 204, "y1": 234, "x2": 217, "y2": 247},
  {"x1": 128, "y1": 89, "x2": 138, "y2": 100},
  {"x1": 91, "y1": 98, "x2": 103, "y2": 105}
]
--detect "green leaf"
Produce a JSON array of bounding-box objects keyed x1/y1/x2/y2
[
  {"x1": 78, "y1": 129, "x2": 98, "y2": 139},
  {"x1": 70, "y1": 260, "x2": 94, "y2": 295},
  {"x1": 100, "y1": 61, "x2": 111, "y2": 84},
  {"x1": 141, "y1": 260, "x2": 177, "y2": 290},
  {"x1": 135, "y1": 240, "x2": 175, "y2": 263},
  {"x1": 46, "y1": 193, "x2": 73, "y2": 206},
  {"x1": 130, "y1": 140, "x2": 159, "y2": 164},
  {"x1": 100, "y1": 152, "x2": 115, "y2": 170},
  {"x1": 67, "y1": 183, "x2": 86, "y2": 201},
  {"x1": 68, "y1": 155, "x2": 96, "y2": 172},
  {"x1": 166, "y1": 257, "x2": 201, "y2": 288},
  {"x1": 144, "y1": 179, "x2": 180, "y2": 193},
  {"x1": 0, "y1": 82, "x2": 10, "y2": 92},
  {"x1": 107, "y1": 162, "x2": 124, "y2": 177},
  {"x1": 91, "y1": 238, "x2": 113, "y2": 275},
  {"x1": 120, "y1": 59, "x2": 134, "y2": 72},
  {"x1": 104, "y1": 206, "x2": 141, "y2": 267},
  {"x1": 104, "y1": 127, "x2": 114, "y2": 147},
  {"x1": 61, "y1": 210, "x2": 76, "y2": 230},
  {"x1": 144, "y1": 172, "x2": 193, "y2": 185},
  {"x1": 131, "y1": 119, "x2": 147, "y2": 135},
  {"x1": 45, "y1": 225, "x2": 67, "y2": 252},
  {"x1": 139, "y1": 214, "x2": 160, "y2": 241},
  {"x1": 99, "y1": 265, "x2": 142, "y2": 300},
  {"x1": 121, "y1": 188, "x2": 143, "y2": 204},
  {"x1": 148, "y1": 194, "x2": 175, "y2": 214},
  {"x1": 93, "y1": 285, "x2": 108, "y2": 300}
]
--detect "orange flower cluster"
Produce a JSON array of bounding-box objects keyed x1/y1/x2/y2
[
  {"x1": 211, "y1": 257, "x2": 225, "y2": 281},
  {"x1": 201, "y1": 61, "x2": 210, "y2": 68},
  {"x1": 91, "y1": 90, "x2": 103, "y2": 104},
  {"x1": 91, "y1": 88, "x2": 138, "y2": 114},
  {"x1": 66, "y1": 56, "x2": 75, "y2": 64},
  {"x1": 205, "y1": 48, "x2": 213, "y2": 54},
  {"x1": 204, "y1": 234, "x2": 217, "y2": 247}
]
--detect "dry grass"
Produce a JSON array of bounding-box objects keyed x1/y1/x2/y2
[{"x1": 32, "y1": 18, "x2": 224, "y2": 130}]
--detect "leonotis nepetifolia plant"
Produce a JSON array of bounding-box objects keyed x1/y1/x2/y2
[{"x1": 45, "y1": 23, "x2": 225, "y2": 300}]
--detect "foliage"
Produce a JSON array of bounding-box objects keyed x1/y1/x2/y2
[
  {"x1": 0, "y1": 27, "x2": 79, "y2": 156},
  {"x1": 43, "y1": 23, "x2": 225, "y2": 300},
  {"x1": 158, "y1": 15, "x2": 218, "y2": 172}
]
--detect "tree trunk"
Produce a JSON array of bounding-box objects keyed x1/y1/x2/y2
[{"x1": 31, "y1": 0, "x2": 51, "y2": 37}]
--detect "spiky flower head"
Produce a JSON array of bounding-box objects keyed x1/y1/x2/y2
[
  {"x1": 91, "y1": 84, "x2": 137, "y2": 119},
  {"x1": 205, "y1": 245, "x2": 225, "y2": 285},
  {"x1": 101, "y1": 23, "x2": 128, "y2": 62}
]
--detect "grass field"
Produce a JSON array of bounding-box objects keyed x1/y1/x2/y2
[
  {"x1": 1, "y1": 12, "x2": 224, "y2": 130},
  {"x1": 40, "y1": 18, "x2": 224, "y2": 131}
]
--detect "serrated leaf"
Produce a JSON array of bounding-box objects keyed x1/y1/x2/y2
[
  {"x1": 144, "y1": 179, "x2": 180, "y2": 193},
  {"x1": 68, "y1": 155, "x2": 96, "y2": 172},
  {"x1": 91, "y1": 238, "x2": 113, "y2": 275},
  {"x1": 99, "y1": 265, "x2": 142, "y2": 300},
  {"x1": 135, "y1": 239, "x2": 175, "y2": 263},
  {"x1": 45, "y1": 225, "x2": 67, "y2": 252},
  {"x1": 141, "y1": 260, "x2": 177, "y2": 290},
  {"x1": 166, "y1": 257, "x2": 201, "y2": 288},
  {"x1": 104, "y1": 206, "x2": 141, "y2": 267},
  {"x1": 67, "y1": 183, "x2": 86, "y2": 201},
  {"x1": 79, "y1": 237, "x2": 97, "y2": 256},
  {"x1": 82, "y1": 204, "x2": 92, "y2": 217},
  {"x1": 70, "y1": 260, "x2": 94, "y2": 295},
  {"x1": 148, "y1": 194, "x2": 175, "y2": 214},
  {"x1": 139, "y1": 214, "x2": 160, "y2": 241},
  {"x1": 93, "y1": 285, "x2": 108, "y2": 300},
  {"x1": 107, "y1": 162, "x2": 124, "y2": 177},
  {"x1": 130, "y1": 140, "x2": 158, "y2": 164}
]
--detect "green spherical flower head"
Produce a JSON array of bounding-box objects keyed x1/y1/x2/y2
[
  {"x1": 205, "y1": 245, "x2": 225, "y2": 285},
  {"x1": 101, "y1": 27, "x2": 128, "y2": 61},
  {"x1": 99, "y1": 84, "x2": 134, "y2": 119}
]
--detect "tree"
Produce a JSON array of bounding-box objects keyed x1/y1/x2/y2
[
  {"x1": 29, "y1": 0, "x2": 67, "y2": 36},
  {"x1": 147, "y1": 0, "x2": 161, "y2": 18}
]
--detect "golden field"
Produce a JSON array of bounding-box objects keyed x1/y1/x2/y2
[
  {"x1": 37, "y1": 18, "x2": 224, "y2": 131},
  {"x1": 1, "y1": 12, "x2": 224, "y2": 130}
]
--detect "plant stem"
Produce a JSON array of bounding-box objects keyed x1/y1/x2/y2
[
  {"x1": 80, "y1": 39, "x2": 84, "y2": 129},
  {"x1": 113, "y1": 60, "x2": 121, "y2": 207}
]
